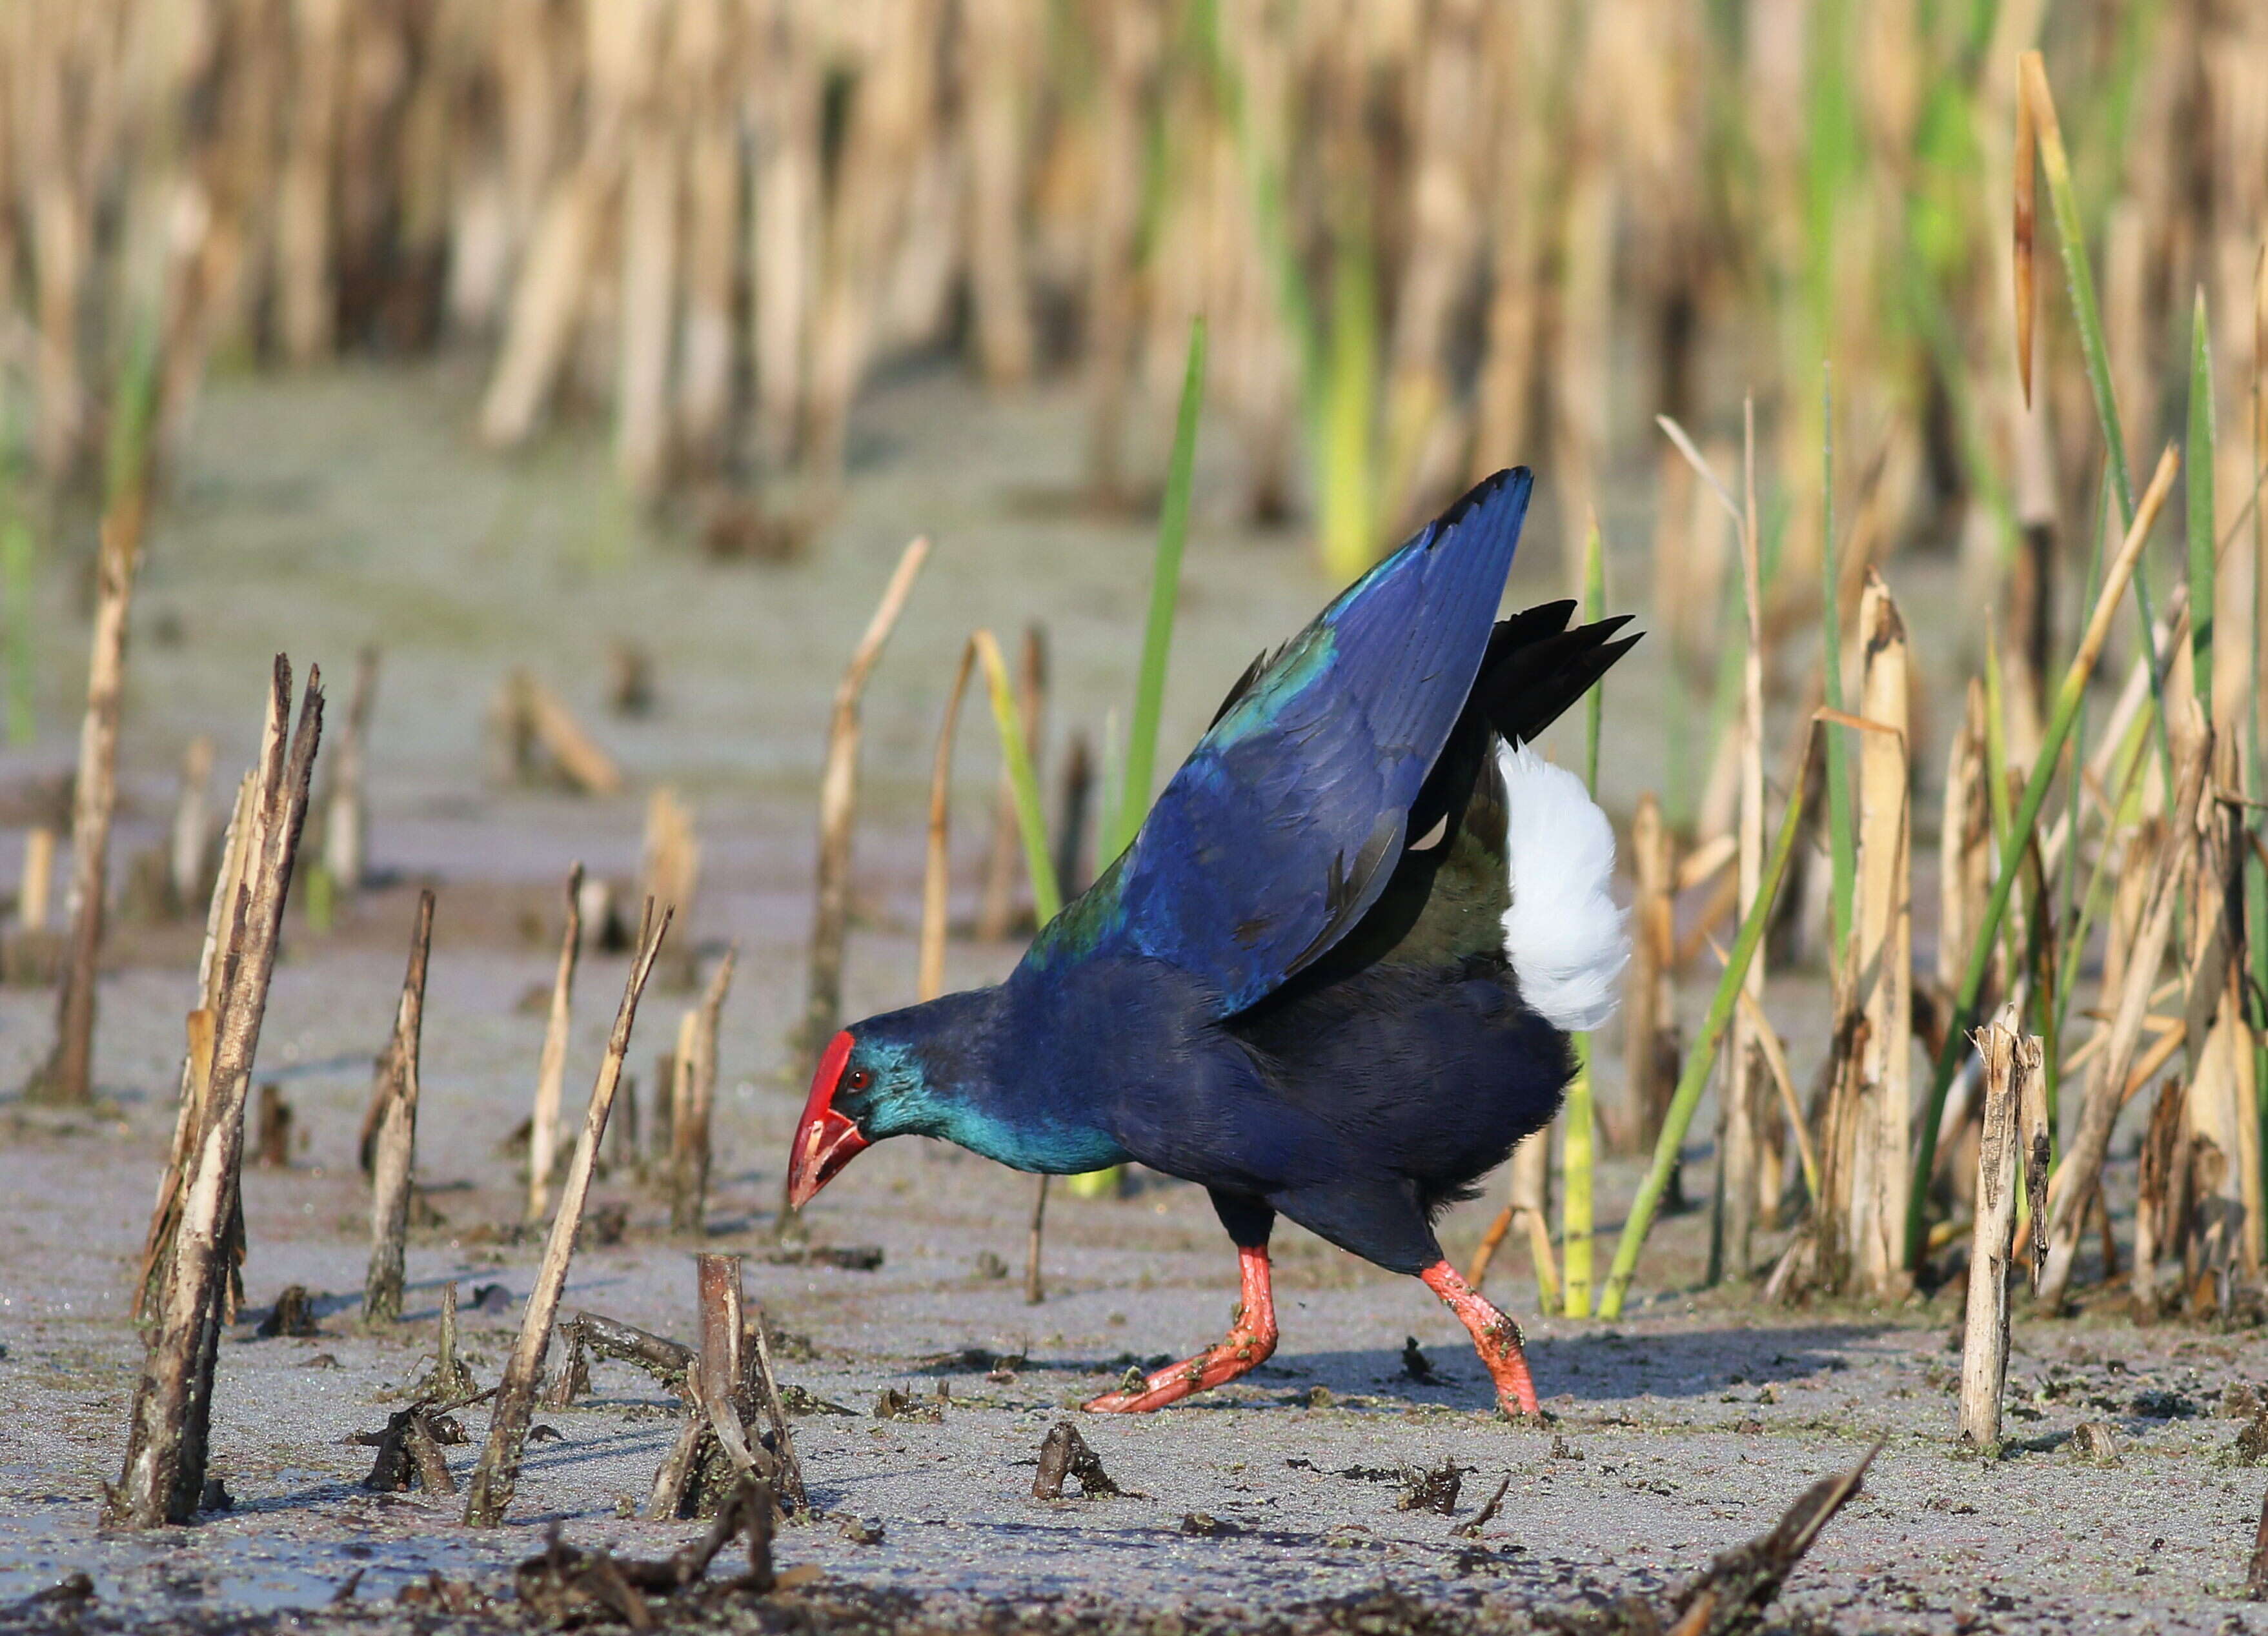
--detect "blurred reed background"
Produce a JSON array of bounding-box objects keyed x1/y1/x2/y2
[{"x1": 0, "y1": 0, "x2": 2256, "y2": 597}]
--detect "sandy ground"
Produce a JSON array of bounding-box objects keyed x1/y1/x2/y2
[{"x1": 0, "y1": 359, "x2": 2259, "y2": 1634}]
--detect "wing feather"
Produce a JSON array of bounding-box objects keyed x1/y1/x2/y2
[{"x1": 1026, "y1": 469, "x2": 1533, "y2": 1016}]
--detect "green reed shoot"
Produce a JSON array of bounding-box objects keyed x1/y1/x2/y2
[
  {"x1": 1111, "y1": 318, "x2": 1207, "y2": 859},
  {"x1": 977, "y1": 631, "x2": 1062, "y2": 925},
  {"x1": 2021, "y1": 52, "x2": 2171, "y2": 778}
]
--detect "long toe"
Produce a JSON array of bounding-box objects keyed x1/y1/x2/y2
[{"x1": 1081, "y1": 1331, "x2": 1273, "y2": 1413}]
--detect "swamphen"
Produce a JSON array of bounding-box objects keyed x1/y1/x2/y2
[{"x1": 788, "y1": 469, "x2": 1635, "y2": 1417}]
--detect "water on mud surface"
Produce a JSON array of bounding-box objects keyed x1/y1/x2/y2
[{"x1": 0, "y1": 362, "x2": 2253, "y2": 1635}]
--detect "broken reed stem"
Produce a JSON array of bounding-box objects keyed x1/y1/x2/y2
[
  {"x1": 467, "y1": 898, "x2": 671, "y2": 1526},
  {"x1": 745, "y1": 1306, "x2": 805, "y2": 1511},
  {"x1": 796, "y1": 536, "x2": 929, "y2": 1074},
  {"x1": 1848, "y1": 574, "x2": 1912, "y2": 1298},
  {"x1": 323, "y1": 646, "x2": 380, "y2": 893},
  {"x1": 136, "y1": 776, "x2": 258, "y2": 1325},
  {"x1": 34, "y1": 507, "x2": 143, "y2": 1105},
  {"x1": 363, "y1": 890, "x2": 436, "y2": 1325},
  {"x1": 1959, "y1": 1009, "x2": 2034, "y2": 1449},
  {"x1": 920, "y1": 638, "x2": 980, "y2": 1002},
  {"x1": 527, "y1": 864, "x2": 585, "y2": 1223},
  {"x1": 109, "y1": 659, "x2": 323, "y2": 1529},
  {"x1": 2038, "y1": 714, "x2": 2210, "y2": 1310},
  {"x1": 694, "y1": 1253, "x2": 754, "y2": 1473},
  {"x1": 671, "y1": 945, "x2": 737, "y2": 1235},
  {"x1": 1906, "y1": 443, "x2": 2181, "y2": 1269},
  {"x1": 1024, "y1": 1175, "x2": 1048, "y2": 1306}
]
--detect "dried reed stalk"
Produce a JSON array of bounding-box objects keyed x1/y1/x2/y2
[
  {"x1": 1621, "y1": 793, "x2": 1677, "y2": 1159},
  {"x1": 673, "y1": 0, "x2": 738, "y2": 466},
  {"x1": 1468, "y1": 1129, "x2": 1557, "y2": 1312},
  {"x1": 18, "y1": 827, "x2": 53, "y2": 932},
  {"x1": 1939, "y1": 681, "x2": 1992, "y2": 1006},
  {"x1": 172, "y1": 737, "x2": 215, "y2": 911},
  {"x1": 978, "y1": 624, "x2": 1046, "y2": 941},
  {"x1": 2182, "y1": 743, "x2": 2261, "y2": 1273},
  {"x1": 804, "y1": 1, "x2": 937, "y2": 490},
  {"x1": 276, "y1": 0, "x2": 346, "y2": 363},
  {"x1": 640, "y1": 788, "x2": 700, "y2": 928},
  {"x1": 919, "y1": 639, "x2": 980, "y2": 1002},
  {"x1": 254, "y1": 1083, "x2": 292, "y2": 1170},
  {"x1": 2133, "y1": 1076, "x2": 2189, "y2": 1319},
  {"x1": 34, "y1": 507, "x2": 144, "y2": 1105},
  {"x1": 110, "y1": 659, "x2": 323, "y2": 1528},
  {"x1": 1081, "y1": 2, "x2": 1154, "y2": 503},
  {"x1": 363, "y1": 889, "x2": 436, "y2": 1324},
  {"x1": 964, "y1": 0, "x2": 1036, "y2": 386},
  {"x1": 794, "y1": 536, "x2": 929, "y2": 1080},
  {"x1": 671, "y1": 947, "x2": 736, "y2": 1235},
  {"x1": 527, "y1": 864, "x2": 585, "y2": 1222},
  {"x1": 747, "y1": 0, "x2": 818, "y2": 470},
  {"x1": 1714, "y1": 401, "x2": 1768, "y2": 1283},
  {"x1": 1959, "y1": 1009, "x2": 2034, "y2": 1449},
  {"x1": 2038, "y1": 714, "x2": 2211, "y2": 1309},
  {"x1": 614, "y1": 0, "x2": 678, "y2": 498},
  {"x1": 323, "y1": 647, "x2": 380, "y2": 894},
  {"x1": 467, "y1": 898, "x2": 671, "y2": 1526},
  {"x1": 507, "y1": 671, "x2": 625, "y2": 796},
  {"x1": 136, "y1": 774, "x2": 258, "y2": 1325},
  {"x1": 1845, "y1": 574, "x2": 1912, "y2": 1298}
]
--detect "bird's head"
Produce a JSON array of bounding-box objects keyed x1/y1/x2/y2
[
  {"x1": 787, "y1": 1029, "x2": 900, "y2": 1208},
  {"x1": 786, "y1": 991, "x2": 1000, "y2": 1208}
]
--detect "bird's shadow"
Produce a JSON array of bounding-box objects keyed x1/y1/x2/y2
[{"x1": 1257, "y1": 1322, "x2": 1888, "y2": 1408}]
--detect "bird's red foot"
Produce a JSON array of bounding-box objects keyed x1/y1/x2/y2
[
  {"x1": 1085, "y1": 1244, "x2": 1277, "y2": 1412},
  {"x1": 1421, "y1": 1260, "x2": 1542, "y2": 1419}
]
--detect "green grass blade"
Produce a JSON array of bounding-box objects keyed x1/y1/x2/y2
[
  {"x1": 0, "y1": 513, "x2": 32, "y2": 747},
  {"x1": 2027, "y1": 54, "x2": 2171, "y2": 778},
  {"x1": 1599, "y1": 769, "x2": 1808, "y2": 1320},
  {"x1": 1112, "y1": 317, "x2": 1208, "y2": 858},
  {"x1": 977, "y1": 632, "x2": 1062, "y2": 924},
  {"x1": 1821, "y1": 365, "x2": 1854, "y2": 958},
  {"x1": 2188, "y1": 286, "x2": 2216, "y2": 721}
]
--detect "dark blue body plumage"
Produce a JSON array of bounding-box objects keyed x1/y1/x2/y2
[{"x1": 817, "y1": 467, "x2": 1638, "y2": 1283}]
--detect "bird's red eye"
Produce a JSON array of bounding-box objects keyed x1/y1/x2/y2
[{"x1": 845, "y1": 1067, "x2": 872, "y2": 1092}]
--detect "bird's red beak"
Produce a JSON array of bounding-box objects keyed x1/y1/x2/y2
[{"x1": 787, "y1": 1030, "x2": 869, "y2": 1209}]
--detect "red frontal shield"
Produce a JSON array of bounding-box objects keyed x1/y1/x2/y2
[{"x1": 787, "y1": 1030, "x2": 869, "y2": 1208}]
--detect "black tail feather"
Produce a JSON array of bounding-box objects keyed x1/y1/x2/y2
[{"x1": 1473, "y1": 612, "x2": 1641, "y2": 746}]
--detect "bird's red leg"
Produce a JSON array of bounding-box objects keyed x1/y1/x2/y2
[
  {"x1": 1420, "y1": 1260, "x2": 1541, "y2": 1419},
  {"x1": 1084, "y1": 1244, "x2": 1277, "y2": 1413}
]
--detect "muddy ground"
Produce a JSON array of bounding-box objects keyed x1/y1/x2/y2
[{"x1": 0, "y1": 358, "x2": 2260, "y2": 1635}]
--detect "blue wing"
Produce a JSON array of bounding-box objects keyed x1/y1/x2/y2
[{"x1": 1029, "y1": 468, "x2": 1532, "y2": 1017}]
